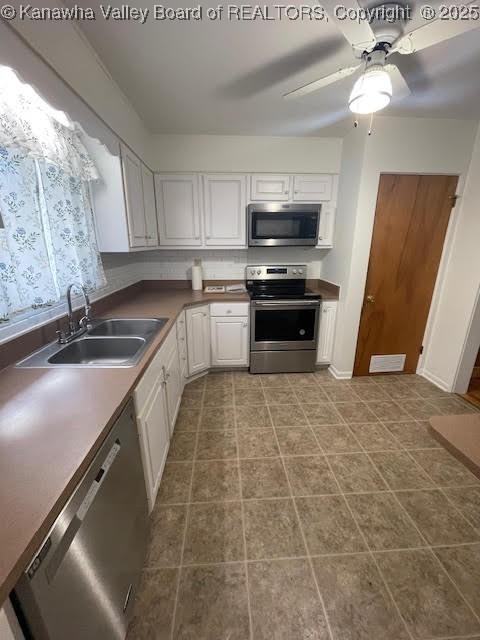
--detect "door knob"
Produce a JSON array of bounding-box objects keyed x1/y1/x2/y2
[{"x1": 366, "y1": 295, "x2": 375, "y2": 303}]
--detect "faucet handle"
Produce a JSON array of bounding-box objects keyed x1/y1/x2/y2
[{"x1": 56, "y1": 329, "x2": 66, "y2": 344}]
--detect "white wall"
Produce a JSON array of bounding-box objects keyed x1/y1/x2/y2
[
  {"x1": 148, "y1": 134, "x2": 342, "y2": 173},
  {"x1": 7, "y1": 0, "x2": 149, "y2": 160},
  {"x1": 326, "y1": 115, "x2": 477, "y2": 378},
  {"x1": 422, "y1": 123, "x2": 480, "y2": 391}
]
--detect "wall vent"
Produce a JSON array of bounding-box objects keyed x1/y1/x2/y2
[{"x1": 369, "y1": 354, "x2": 406, "y2": 373}]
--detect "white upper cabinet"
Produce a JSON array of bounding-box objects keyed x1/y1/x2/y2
[
  {"x1": 203, "y1": 174, "x2": 247, "y2": 246},
  {"x1": 317, "y1": 203, "x2": 335, "y2": 248},
  {"x1": 250, "y1": 174, "x2": 291, "y2": 201},
  {"x1": 155, "y1": 174, "x2": 202, "y2": 246},
  {"x1": 121, "y1": 143, "x2": 147, "y2": 247},
  {"x1": 293, "y1": 174, "x2": 333, "y2": 201},
  {"x1": 83, "y1": 135, "x2": 160, "y2": 252},
  {"x1": 141, "y1": 165, "x2": 159, "y2": 247}
]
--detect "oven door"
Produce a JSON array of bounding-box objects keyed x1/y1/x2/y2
[
  {"x1": 248, "y1": 204, "x2": 320, "y2": 247},
  {"x1": 250, "y1": 300, "x2": 319, "y2": 351}
]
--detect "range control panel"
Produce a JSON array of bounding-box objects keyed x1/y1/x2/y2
[{"x1": 245, "y1": 265, "x2": 306, "y2": 280}]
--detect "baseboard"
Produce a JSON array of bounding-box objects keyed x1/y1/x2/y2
[
  {"x1": 328, "y1": 365, "x2": 352, "y2": 380},
  {"x1": 418, "y1": 368, "x2": 452, "y2": 392}
]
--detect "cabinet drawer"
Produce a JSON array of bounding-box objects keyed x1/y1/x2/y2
[{"x1": 210, "y1": 302, "x2": 249, "y2": 317}]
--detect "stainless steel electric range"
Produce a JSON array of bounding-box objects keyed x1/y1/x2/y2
[{"x1": 246, "y1": 265, "x2": 321, "y2": 374}]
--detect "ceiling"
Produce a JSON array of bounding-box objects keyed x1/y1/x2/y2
[{"x1": 67, "y1": 0, "x2": 480, "y2": 136}]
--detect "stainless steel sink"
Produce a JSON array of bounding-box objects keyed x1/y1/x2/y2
[
  {"x1": 47, "y1": 337, "x2": 145, "y2": 365},
  {"x1": 88, "y1": 318, "x2": 167, "y2": 337},
  {"x1": 16, "y1": 317, "x2": 168, "y2": 368}
]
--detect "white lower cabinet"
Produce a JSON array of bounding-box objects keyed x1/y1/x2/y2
[
  {"x1": 210, "y1": 304, "x2": 249, "y2": 367},
  {"x1": 176, "y1": 311, "x2": 188, "y2": 385},
  {"x1": 317, "y1": 301, "x2": 337, "y2": 365},
  {"x1": 134, "y1": 328, "x2": 180, "y2": 511},
  {"x1": 135, "y1": 378, "x2": 170, "y2": 511},
  {"x1": 186, "y1": 305, "x2": 211, "y2": 376},
  {"x1": 164, "y1": 340, "x2": 182, "y2": 436}
]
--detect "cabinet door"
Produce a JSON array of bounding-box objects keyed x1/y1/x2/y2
[
  {"x1": 317, "y1": 203, "x2": 335, "y2": 247},
  {"x1": 293, "y1": 174, "x2": 333, "y2": 201},
  {"x1": 203, "y1": 174, "x2": 247, "y2": 246},
  {"x1": 121, "y1": 143, "x2": 146, "y2": 247},
  {"x1": 141, "y1": 164, "x2": 159, "y2": 247},
  {"x1": 250, "y1": 174, "x2": 291, "y2": 201},
  {"x1": 186, "y1": 305, "x2": 211, "y2": 376},
  {"x1": 137, "y1": 381, "x2": 170, "y2": 510},
  {"x1": 317, "y1": 302, "x2": 337, "y2": 364},
  {"x1": 155, "y1": 174, "x2": 202, "y2": 246},
  {"x1": 210, "y1": 316, "x2": 249, "y2": 366},
  {"x1": 165, "y1": 344, "x2": 182, "y2": 436}
]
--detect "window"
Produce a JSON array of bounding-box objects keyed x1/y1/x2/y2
[{"x1": 0, "y1": 66, "x2": 105, "y2": 321}]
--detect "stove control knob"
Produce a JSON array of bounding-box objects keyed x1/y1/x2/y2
[
  {"x1": 250, "y1": 269, "x2": 255, "y2": 276},
  {"x1": 257, "y1": 269, "x2": 262, "y2": 275},
  {"x1": 298, "y1": 269, "x2": 303, "y2": 274},
  {"x1": 292, "y1": 269, "x2": 297, "y2": 274}
]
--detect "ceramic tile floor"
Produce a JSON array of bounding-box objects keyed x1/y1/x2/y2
[{"x1": 128, "y1": 371, "x2": 480, "y2": 640}]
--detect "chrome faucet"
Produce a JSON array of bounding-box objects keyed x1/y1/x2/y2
[{"x1": 57, "y1": 283, "x2": 93, "y2": 344}]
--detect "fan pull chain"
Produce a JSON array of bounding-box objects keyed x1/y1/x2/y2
[{"x1": 368, "y1": 112, "x2": 375, "y2": 135}]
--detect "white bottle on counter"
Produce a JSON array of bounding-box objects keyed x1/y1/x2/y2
[{"x1": 192, "y1": 258, "x2": 203, "y2": 291}]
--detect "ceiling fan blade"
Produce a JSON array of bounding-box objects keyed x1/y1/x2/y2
[
  {"x1": 320, "y1": 0, "x2": 376, "y2": 50},
  {"x1": 284, "y1": 65, "x2": 361, "y2": 99},
  {"x1": 391, "y1": 9, "x2": 480, "y2": 54},
  {"x1": 385, "y1": 64, "x2": 411, "y2": 102}
]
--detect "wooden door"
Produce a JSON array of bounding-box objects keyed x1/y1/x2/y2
[
  {"x1": 354, "y1": 173, "x2": 458, "y2": 376},
  {"x1": 155, "y1": 174, "x2": 202, "y2": 246},
  {"x1": 203, "y1": 174, "x2": 247, "y2": 246}
]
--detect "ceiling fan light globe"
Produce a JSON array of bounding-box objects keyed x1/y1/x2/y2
[{"x1": 348, "y1": 68, "x2": 393, "y2": 115}]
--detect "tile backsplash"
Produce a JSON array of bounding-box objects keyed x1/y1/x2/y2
[{"x1": 137, "y1": 248, "x2": 328, "y2": 281}]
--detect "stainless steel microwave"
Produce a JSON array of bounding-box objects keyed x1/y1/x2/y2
[{"x1": 248, "y1": 203, "x2": 320, "y2": 247}]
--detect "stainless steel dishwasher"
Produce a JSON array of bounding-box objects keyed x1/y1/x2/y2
[{"x1": 13, "y1": 399, "x2": 148, "y2": 640}]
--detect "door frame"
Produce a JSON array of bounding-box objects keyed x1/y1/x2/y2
[{"x1": 353, "y1": 171, "x2": 462, "y2": 377}]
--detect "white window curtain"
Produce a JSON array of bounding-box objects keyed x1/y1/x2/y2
[{"x1": 0, "y1": 67, "x2": 105, "y2": 321}]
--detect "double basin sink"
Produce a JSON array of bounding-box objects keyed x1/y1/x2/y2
[{"x1": 17, "y1": 318, "x2": 168, "y2": 368}]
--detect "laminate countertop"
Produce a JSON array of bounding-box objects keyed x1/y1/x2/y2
[{"x1": 0, "y1": 284, "x2": 338, "y2": 603}]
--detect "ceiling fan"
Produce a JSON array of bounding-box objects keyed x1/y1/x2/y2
[{"x1": 284, "y1": 0, "x2": 479, "y2": 114}]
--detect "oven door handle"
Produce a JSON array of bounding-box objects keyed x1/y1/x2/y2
[{"x1": 252, "y1": 300, "x2": 320, "y2": 308}]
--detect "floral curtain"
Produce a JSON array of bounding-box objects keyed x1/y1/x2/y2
[{"x1": 0, "y1": 67, "x2": 105, "y2": 321}]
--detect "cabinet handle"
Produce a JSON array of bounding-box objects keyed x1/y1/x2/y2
[
  {"x1": 166, "y1": 372, "x2": 171, "y2": 379},
  {"x1": 205, "y1": 235, "x2": 210, "y2": 239},
  {"x1": 294, "y1": 190, "x2": 299, "y2": 194},
  {"x1": 226, "y1": 309, "x2": 231, "y2": 314},
  {"x1": 243, "y1": 322, "x2": 247, "y2": 328},
  {"x1": 284, "y1": 190, "x2": 289, "y2": 194},
  {"x1": 134, "y1": 235, "x2": 145, "y2": 239},
  {"x1": 195, "y1": 235, "x2": 200, "y2": 240},
  {"x1": 318, "y1": 236, "x2": 323, "y2": 241}
]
